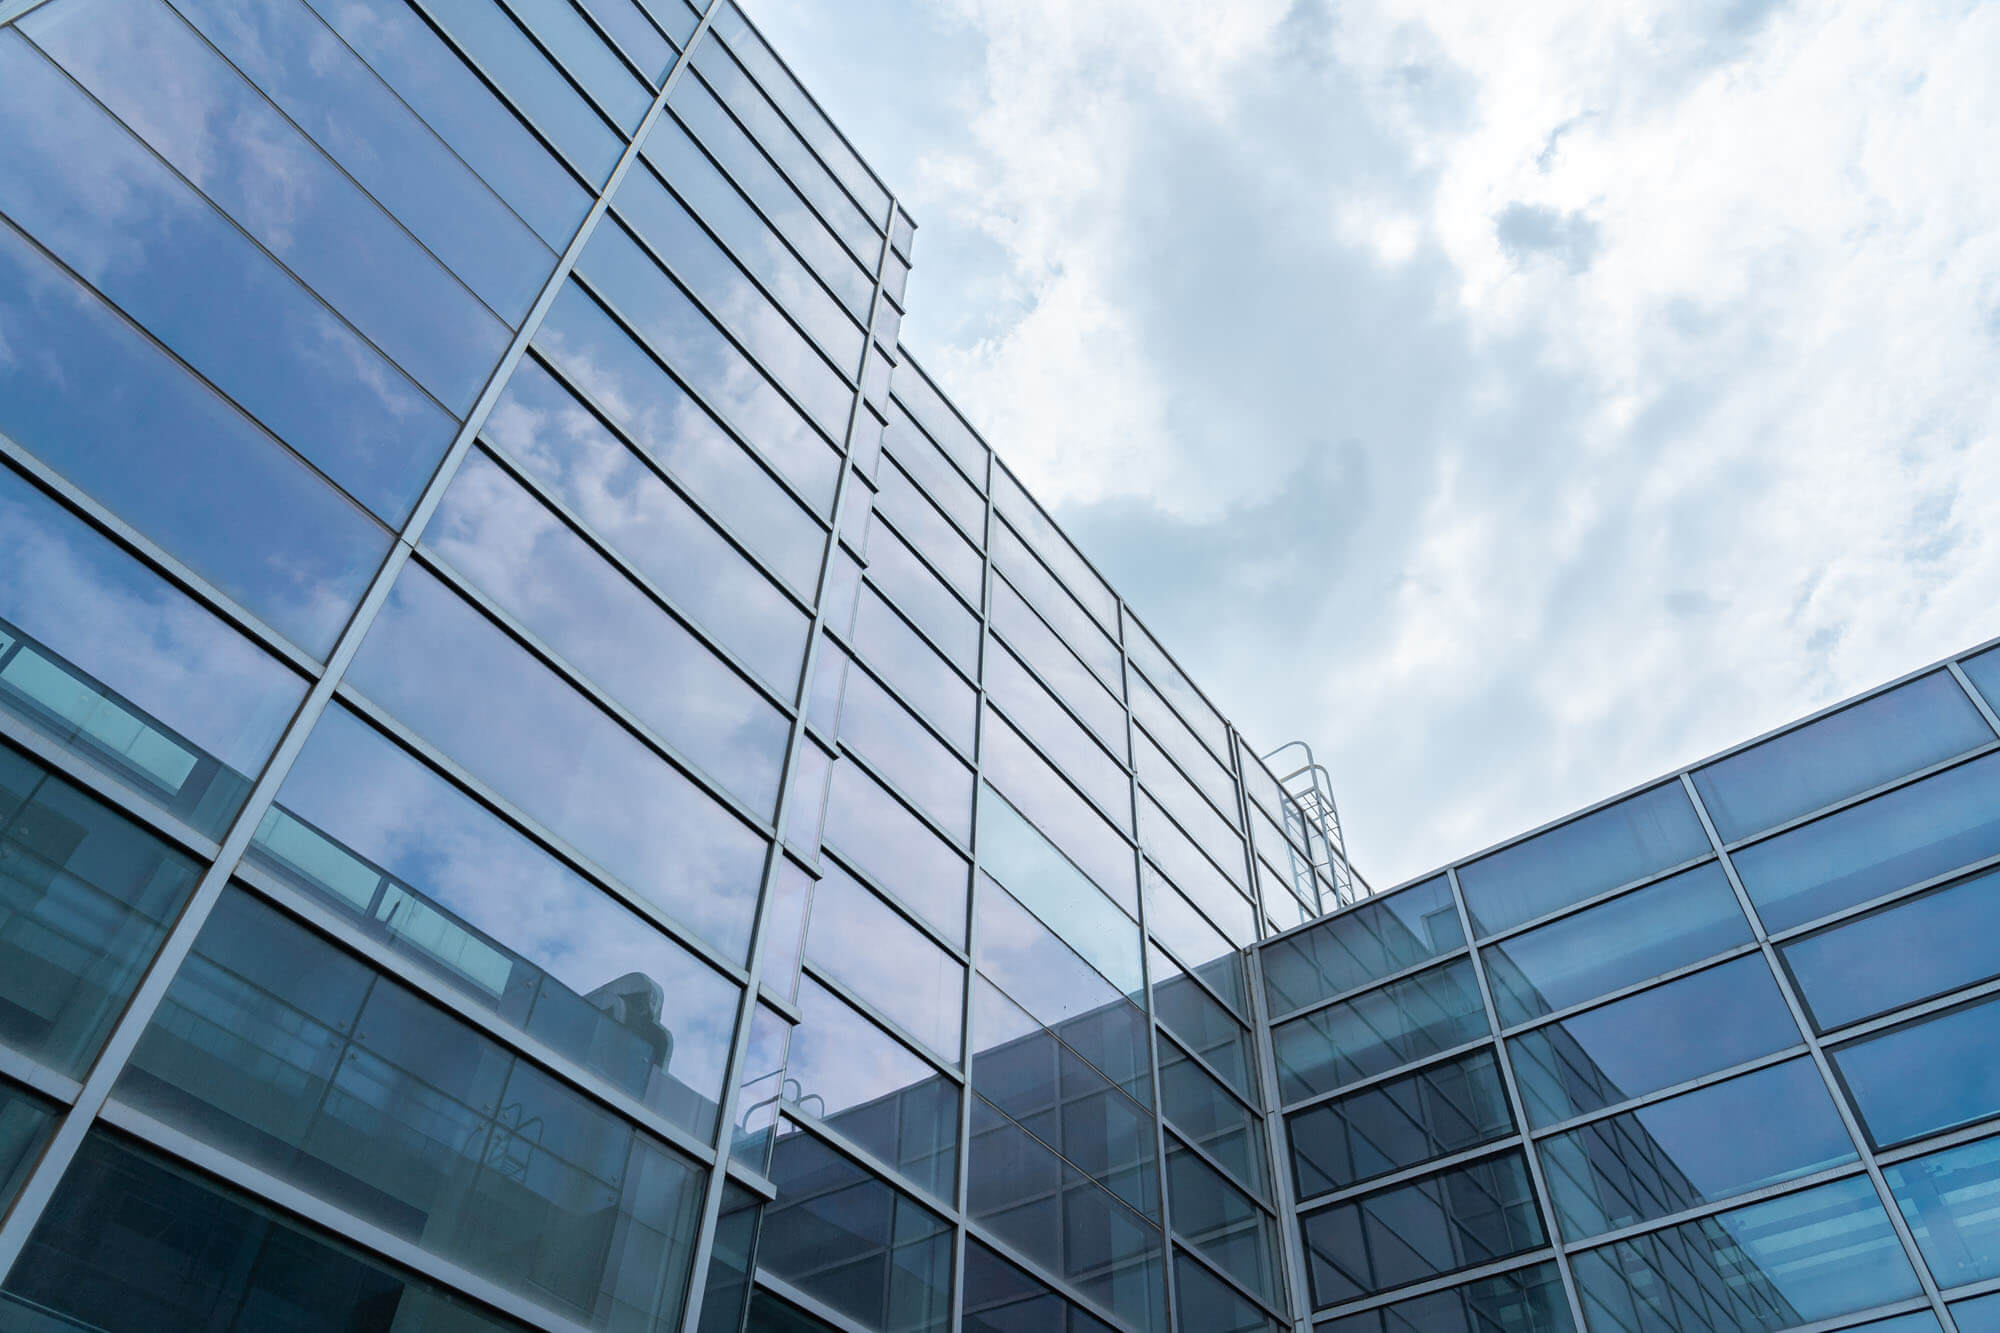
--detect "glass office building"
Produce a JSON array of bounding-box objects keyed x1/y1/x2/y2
[{"x1": 0, "y1": 0, "x2": 1994, "y2": 1329}]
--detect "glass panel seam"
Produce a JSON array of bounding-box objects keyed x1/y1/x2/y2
[
  {"x1": 0, "y1": 1048, "x2": 79, "y2": 1108},
  {"x1": 1720, "y1": 737, "x2": 2000, "y2": 854},
  {"x1": 1293, "y1": 1132, "x2": 1529, "y2": 1212},
  {"x1": 1875, "y1": 1109, "x2": 2000, "y2": 1169},
  {"x1": 0, "y1": 714, "x2": 223, "y2": 862},
  {"x1": 1307, "y1": 1250, "x2": 1562, "y2": 1322},
  {"x1": 1495, "y1": 938, "x2": 1769, "y2": 1039},
  {"x1": 1556, "y1": 1158, "x2": 1873, "y2": 1255},
  {"x1": 1276, "y1": 1035, "x2": 1499, "y2": 1116}
]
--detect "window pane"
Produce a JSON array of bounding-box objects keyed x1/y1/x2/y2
[
  {"x1": 580, "y1": 0, "x2": 674, "y2": 84},
  {"x1": 257, "y1": 703, "x2": 739, "y2": 1137},
  {"x1": 1785, "y1": 865, "x2": 2000, "y2": 1032},
  {"x1": 1154, "y1": 943, "x2": 1256, "y2": 1102},
  {"x1": 873, "y1": 456, "x2": 982, "y2": 605},
  {"x1": 1962, "y1": 647, "x2": 2000, "y2": 717},
  {"x1": 494, "y1": 0, "x2": 648, "y2": 130},
  {"x1": 2, "y1": 1132, "x2": 532, "y2": 1332},
  {"x1": 866, "y1": 522, "x2": 980, "y2": 670},
  {"x1": 1124, "y1": 617, "x2": 1229, "y2": 767},
  {"x1": 1694, "y1": 673, "x2": 1991, "y2": 844},
  {"x1": 731, "y1": 1002, "x2": 790, "y2": 1172},
  {"x1": 1459, "y1": 783, "x2": 1711, "y2": 936},
  {"x1": 1570, "y1": 1177, "x2": 1920, "y2": 1333},
  {"x1": 1732, "y1": 751, "x2": 2000, "y2": 934},
  {"x1": 0, "y1": 32, "x2": 454, "y2": 524},
  {"x1": 1137, "y1": 728, "x2": 1244, "y2": 888},
  {"x1": 1484, "y1": 862, "x2": 1750, "y2": 1026},
  {"x1": 697, "y1": 1185, "x2": 764, "y2": 1333},
  {"x1": 0, "y1": 1079, "x2": 57, "y2": 1215},
  {"x1": 1262, "y1": 875, "x2": 1462, "y2": 1016},
  {"x1": 1288, "y1": 1048, "x2": 1514, "y2": 1200},
  {"x1": 806, "y1": 860, "x2": 965, "y2": 1060},
  {"x1": 1140, "y1": 795, "x2": 1252, "y2": 948},
  {"x1": 979, "y1": 784, "x2": 1141, "y2": 996},
  {"x1": 1540, "y1": 1058, "x2": 1855, "y2": 1242},
  {"x1": 118, "y1": 889, "x2": 706, "y2": 1328},
  {"x1": 964, "y1": 1236, "x2": 1122, "y2": 1333},
  {"x1": 348, "y1": 563, "x2": 768, "y2": 959},
  {"x1": 0, "y1": 747, "x2": 204, "y2": 1076},
  {"x1": 883, "y1": 405, "x2": 985, "y2": 535},
  {"x1": 483, "y1": 355, "x2": 808, "y2": 693},
  {"x1": 1836, "y1": 994, "x2": 2000, "y2": 1148},
  {"x1": 854, "y1": 587, "x2": 974, "y2": 754},
  {"x1": 992, "y1": 518, "x2": 1121, "y2": 688},
  {"x1": 836, "y1": 662, "x2": 972, "y2": 844},
  {"x1": 1303, "y1": 1151, "x2": 1546, "y2": 1304},
  {"x1": 991, "y1": 572, "x2": 1128, "y2": 758},
  {"x1": 1956, "y1": 1293, "x2": 2000, "y2": 1333},
  {"x1": 1273, "y1": 958, "x2": 1489, "y2": 1104},
  {"x1": 1885, "y1": 1134, "x2": 2000, "y2": 1288},
  {"x1": 1146, "y1": 870, "x2": 1249, "y2": 1020},
  {"x1": 993, "y1": 467, "x2": 1117, "y2": 635},
  {"x1": 988, "y1": 710, "x2": 1136, "y2": 915},
  {"x1": 822, "y1": 762, "x2": 969, "y2": 948},
  {"x1": 1318, "y1": 1262, "x2": 1572, "y2": 1333},
  {"x1": 892, "y1": 362, "x2": 989, "y2": 485},
  {"x1": 1160, "y1": 1032, "x2": 1268, "y2": 1200},
  {"x1": 1167, "y1": 1139, "x2": 1285, "y2": 1308},
  {"x1": 1176, "y1": 1250, "x2": 1280, "y2": 1333},
  {"x1": 1509, "y1": 955, "x2": 1800, "y2": 1128}
]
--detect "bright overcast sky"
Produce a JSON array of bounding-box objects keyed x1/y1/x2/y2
[{"x1": 747, "y1": 0, "x2": 2000, "y2": 890}]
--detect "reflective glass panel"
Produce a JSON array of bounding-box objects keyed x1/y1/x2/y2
[
  {"x1": 1963, "y1": 647, "x2": 2000, "y2": 717},
  {"x1": 805, "y1": 860, "x2": 964, "y2": 1060},
  {"x1": 1262, "y1": 876, "x2": 1462, "y2": 1016},
  {"x1": 1159, "y1": 1032, "x2": 1268, "y2": 1199},
  {"x1": 963, "y1": 1236, "x2": 1124, "y2": 1333},
  {"x1": 1288, "y1": 1048, "x2": 1514, "y2": 1200},
  {"x1": 1123, "y1": 616, "x2": 1229, "y2": 763},
  {"x1": 1570, "y1": 1176, "x2": 1920, "y2": 1333},
  {"x1": 992, "y1": 467, "x2": 1117, "y2": 634},
  {"x1": 418, "y1": 0, "x2": 621, "y2": 181},
  {"x1": 1166, "y1": 1138, "x2": 1284, "y2": 1308},
  {"x1": 987, "y1": 710, "x2": 1136, "y2": 914},
  {"x1": 1784, "y1": 865, "x2": 2000, "y2": 1032},
  {"x1": 1273, "y1": 958, "x2": 1489, "y2": 1104},
  {"x1": 1459, "y1": 783, "x2": 1711, "y2": 936},
  {"x1": 1956, "y1": 1293, "x2": 2000, "y2": 1333},
  {"x1": 1153, "y1": 943, "x2": 1256, "y2": 1102},
  {"x1": 1539, "y1": 1058, "x2": 1855, "y2": 1241},
  {"x1": 580, "y1": 0, "x2": 673, "y2": 84},
  {"x1": 1146, "y1": 870, "x2": 1250, "y2": 1020},
  {"x1": 1128, "y1": 672, "x2": 1241, "y2": 838},
  {"x1": 697, "y1": 1185, "x2": 764, "y2": 1333},
  {"x1": 1694, "y1": 673, "x2": 1991, "y2": 843},
  {"x1": 978, "y1": 784, "x2": 1141, "y2": 995},
  {"x1": 1139, "y1": 795, "x2": 1252, "y2": 947},
  {"x1": 853, "y1": 586, "x2": 975, "y2": 754},
  {"x1": 493, "y1": 0, "x2": 648, "y2": 130},
  {"x1": 1509, "y1": 955, "x2": 1801, "y2": 1128},
  {"x1": 874, "y1": 455, "x2": 982, "y2": 604},
  {"x1": 1137, "y1": 729, "x2": 1244, "y2": 886},
  {"x1": 866, "y1": 522, "x2": 980, "y2": 670},
  {"x1": 991, "y1": 572, "x2": 1128, "y2": 757},
  {"x1": 893, "y1": 363, "x2": 988, "y2": 485},
  {"x1": 0, "y1": 1079, "x2": 56, "y2": 1215},
  {"x1": 883, "y1": 406, "x2": 985, "y2": 535},
  {"x1": 992, "y1": 519, "x2": 1121, "y2": 687},
  {"x1": 1884, "y1": 1134, "x2": 2000, "y2": 1287},
  {"x1": 347, "y1": 563, "x2": 768, "y2": 958},
  {"x1": 1175, "y1": 1250, "x2": 1280, "y2": 1333},
  {"x1": 822, "y1": 763, "x2": 969, "y2": 948},
  {"x1": 837, "y1": 663, "x2": 972, "y2": 844},
  {"x1": 1836, "y1": 994, "x2": 2000, "y2": 1148},
  {"x1": 1318, "y1": 1262, "x2": 1572, "y2": 1333},
  {"x1": 731, "y1": 1002, "x2": 790, "y2": 1172},
  {"x1": 258, "y1": 703, "x2": 739, "y2": 1136}
]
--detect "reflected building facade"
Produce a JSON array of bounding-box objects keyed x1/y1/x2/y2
[{"x1": 0, "y1": 0, "x2": 1994, "y2": 1331}]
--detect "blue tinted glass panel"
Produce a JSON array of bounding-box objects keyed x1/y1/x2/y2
[
  {"x1": 987, "y1": 710, "x2": 1136, "y2": 915},
  {"x1": 1485, "y1": 862, "x2": 1750, "y2": 1026},
  {"x1": 1836, "y1": 995, "x2": 2000, "y2": 1148},
  {"x1": 1272, "y1": 959, "x2": 1489, "y2": 1104},
  {"x1": 418, "y1": 0, "x2": 621, "y2": 181},
  {"x1": 1570, "y1": 1176, "x2": 1919, "y2": 1333},
  {"x1": 1289, "y1": 1048, "x2": 1514, "y2": 1200},
  {"x1": 1262, "y1": 876, "x2": 1462, "y2": 1016},
  {"x1": 1694, "y1": 673, "x2": 1991, "y2": 843},
  {"x1": 1146, "y1": 871, "x2": 1250, "y2": 1020},
  {"x1": 964, "y1": 1237, "x2": 1121, "y2": 1333},
  {"x1": 697, "y1": 1185, "x2": 764, "y2": 1333},
  {"x1": 987, "y1": 640, "x2": 1130, "y2": 829},
  {"x1": 1175, "y1": 1250, "x2": 1279, "y2": 1333},
  {"x1": 1166, "y1": 1140, "x2": 1284, "y2": 1309},
  {"x1": 822, "y1": 763, "x2": 969, "y2": 947},
  {"x1": 258, "y1": 703, "x2": 739, "y2": 1136},
  {"x1": 883, "y1": 407, "x2": 984, "y2": 535},
  {"x1": 1885, "y1": 1135, "x2": 2000, "y2": 1288},
  {"x1": 979, "y1": 785, "x2": 1141, "y2": 995},
  {"x1": 1140, "y1": 795, "x2": 1251, "y2": 948},
  {"x1": 894, "y1": 365, "x2": 989, "y2": 491},
  {"x1": 805, "y1": 861, "x2": 964, "y2": 1060},
  {"x1": 1785, "y1": 866, "x2": 2000, "y2": 1032},
  {"x1": 1509, "y1": 955, "x2": 1800, "y2": 1128},
  {"x1": 1956, "y1": 1293, "x2": 2000, "y2": 1333},
  {"x1": 1539, "y1": 1059, "x2": 1854, "y2": 1241},
  {"x1": 993, "y1": 467, "x2": 1117, "y2": 633},
  {"x1": 1303, "y1": 1152, "x2": 1545, "y2": 1304},
  {"x1": 1732, "y1": 751, "x2": 2000, "y2": 933},
  {"x1": 580, "y1": 0, "x2": 673, "y2": 84},
  {"x1": 1154, "y1": 943, "x2": 1255, "y2": 1102},
  {"x1": 493, "y1": 0, "x2": 648, "y2": 130},
  {"x1": 1963, "y1": 648, "x2": 2000, "y2": 718},
  {"x1": 992, "y1": 519, "x2": 1121, "y2": 687},
  {"x1": 347, "y1": 563, "x2": 768, "y2": 958},
  {"x1": 0, "y1": 222, "x2": 388, "y2": 656},
  {"x1": 1317, "y1": 1261, "x2": 1573, "y2": 1333},
  {"x1": 1459, "y1": 783, "x2": 1710, "y2": 936},
  {"x1": 866, "y1": 520, "x2": 980, "y2": 670},
  {"x1": 1159, "y1": 1033, "x2": 1266, "y2": 1198}
]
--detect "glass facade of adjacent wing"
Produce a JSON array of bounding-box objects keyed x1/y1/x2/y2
[{"x1": 1262, "y1": 657, "x2": 2000, "y2": 1333}]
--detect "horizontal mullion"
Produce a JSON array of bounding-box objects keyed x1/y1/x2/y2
[
  {"x1": 1134, "y1": 713, "x2": 1246, "y2": 847},
  {"x1": 1307, "y1": 1248, "x2": 1561, "y2": 1320},
  {"x1": 1495, "y1": 940, "x2": 1769, "y2": 1041},
  {"x1": 863, "y1": 503, "x2": 985, "y2": 621},
  {"x1": 1290, "y1": 1123, "x2": 1524, "y2": 1212},
  {"x1": 796, "y1": 958, "x2": 963, "y2": 1083},
  {"x1": 1720, "y1": 738, "x2": 2000, "y2": 856},
  {"x1": 884, "y1": 384, "x2": 990, "y2": 498},
  {"x1": 1155, "y1": 1027, "x2": 1263, "y2": 1127},
  {"x1": 1159, "y1": 1125, "x2": 1279, "y2": 1224},
  {"x1": 1556, "y1": 1157, "x2": 1870, "y2": 1257},
  {"x1": 1276, "y1": 1036, "x2": 1499, "y2": 1117},
  {"x1": 876, "y1": 439, "x2": 987, "y2": 551},
  {"x1": 985, "y1": 627, "x2": 1132, "y2": 774},
  {"x1": 483, "y1": 0, "x2": 640, "y2": 142},
  {"x1": 1136, "y1": 773, "x2": 1250, "y2": 900},
  {"x1": 0, "y1": 1044, "x2": 81, "y2": 1107},
  {"x1": 1873, "y1": 1106, "x2": 2000, "y2": 1168},
  {"x1": 751, "y1": 1271, "x2": 876, "y2": 1333},
  {"x1": 1167, "y1": 1234, "x2": 1290, "y2": 1327},
  {"x1": 824, "y1": 637, "x2": 975, "y2": 768}
]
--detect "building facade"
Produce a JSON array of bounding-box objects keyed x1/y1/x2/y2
[{"x1": 0, "y1": 0, "x2": 1993, "y2": 1330}]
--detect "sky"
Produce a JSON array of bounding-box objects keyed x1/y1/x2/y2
[{"x1": 746, "y1": 0, "x2": 2000, "y2": 891}]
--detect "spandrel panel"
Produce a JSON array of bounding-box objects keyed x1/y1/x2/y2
[
  {"x1": 0, "y1": 745, "x2": 204, "y2": 1077},
  {"x1": 483, "y1": 355, "x2": 808, "y2": 694},
  {"x1": 1288, "y1": 1048, "x2": 1514, "y2": 1200},
  {"x1": 116, "y1": 888, "x2": 706, "y2": 1330},
  {"x1": 1272, "y1": 958, "x2": 1489, "y2": 1105},
  {"x1": 1316, "y1": 1261, "x2": 1573, "y2": 1333},
  {"x1": 805, "y1": 860, "x2": 965, "y2": 1060},
  {"x1": 1483, "y1": 861, "x2": 1750, "y2": 1026},
  {"x1": 0, "y1": 1132, "x2": 534, "y2": 1332},
  {"x1": 1261, "y1": 875, "x2": 1461, "y2": 1016},
  {"x1": 346, "y1": 563, "x2": 768, "y2": 960},
  {"x1": 0, "y1": 220, "x2": 389, "y2": 657},
  {"x1": 427, "y1": 451, "x2": 788, "y2": 815},
  {"x1": 1165, "y1": 1139, "x2": 1285, "y2": 1309},
  {"x1": 28, "y1": 0, "x2": 511, "y2": 416},
  {"x1": 493, "y1": 0, "x2": 649, "y2": 130},
  {"x1": 837, "y1": 663, "x2": 973, "y2": 844},
  {"x1": 0, "y1": 33, "x2": 453, "y2": 526},
  {"x1": 1569, "y1": 1176, "x2": 1920, "y2": 1333},
  {"x1": 991, "y1": 572, "x2": 1129, "y2": 758},
  {"x1": 1538, "y1": 1058, "x2": 1854, "y2": 1242},
  {"x1": 853, "y1": 586, "x2": 975, "y2": 754},
  {"x1": 822, "y1": 762, "x2": 970, "y2": 948},
  {"x1": 1153, "y1": 943, "x2": 1255, "y2": 1102},
  {"x1": 1835, "y1": 994, "x2": 2000, "y2": 1148},
  {"x1": 986, "y1": 709, "x2": 1136, "y2": 915},
  {"x1": 1509, "y1": 954, "x2": 1800, "y2": 1128},
  {"x1": 1886, "y1": 1136, "x2": 2000, "y2": 1292},
  {"x1": 532, "y1": 283, "x2": 826, "y2": 596},
  {"x1": 1458, "y1": 782, "x2": 1710, "y2": 936},
  {"x1": 1784, "y1": 865, "x2": 2000, "y2": 1032},
  {"x1": 1159, "y1": 1032, "x2": 1267, "y2": 1199},
  {"x1": 258, "y1": 702, "x2": 738, "y2": 1137},
  {"x1": 1693, "y1": 672, "x2": 1992, "y2": 843},
  {"x1": 883, "y1": 405, "x2": 986, "y2": 535},
  {"x1": 0, "y1": 464, "x2": 306, "y2": 836},
  {"x1": 1731, "y1": 750, "x2": 2000, "y2": 934},
  {"x1": 978, "y1": 784, "x2": 1141, "y2": 996}
]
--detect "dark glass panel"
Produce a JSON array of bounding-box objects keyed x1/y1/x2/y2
[
  {"x1": 0, "y1": 32, "x2": 453, "y2": 524},
  {"x1": 1316, "y1": 1260, "x2": 1573, "y2": 1333},
  {"x1": 1885, "y1": 1134, "x2": 2000, "y2": 1290},
  {"x1": 805, "y1": 861, "x2": 964, "y2": 1060},
  {"x1": 0, "y1": 1132, "x2": 531, "y2": 1331},
  {"x1": 1539, "y1": 1058, "x2": 1855, "y2": 1242},
  {"x1": 1166, "y1": 1140, "x2": 1284, "y2": 1309},
  {"x1": 117, "y1": 889, "x2": 705, "y2": 1328},
  {"x1": 1273, "y1": 959, "x2": 1489, "y2": 1104},
  {"x1": 1261, "y1": 875, "x2": 1461, "y2": 1016},
  {"x1": 1302, "y1": 1152, "x2": 1546, "y2": 1305},
  {"x1": 979, "y1": 784, "x2": 1140, "y2": 995},
  {"x1": 1153, "y1": 943, "x2": 1256, "y2": 1103},
  {"x1": 1731, "y1": 751, "x2": 2000, "y2": 933},
  {"x1": 990, "y1": 572, "x2": 1128, "y2": 759},
  {"x1": 836, "y1": 663, "x2": 972, "y2": 844},
  {"x1": 964, "y1": 1236, "x2": 1124, "y2": 1333},
  {"x1": 822, "y1": 762, "x2": 968, "y2": 948},
  {"x1": 258, "y1": 703, "x2": 739, "y2": 1136},
  {"x1": 987, "y1": 710, "x2": 1136, "y2": 915},
  {"x1": 0, "y1": 747, "x2": 204, "y2": 1076},
  {"x1": 347, "y1": 563, "x2": 768, "y2": 959},
  {"x1": 1484, "y1": 862, "x2": 1750, "y2": 1026},
  {"x1": 1288, "y1": 1049, "x2": 1514, "y2": 1200},
  {"x1": 1159, "y1": 1032, "x2": 1267, "y2": 1199},
  {"x1": 0, "y1": 1078, "x2": 57, "y2": 1215},
  {"x1": 1174, "y1": 1251, "x2": 1279, "y2": 1333},
  {"x1": 1785, "y1": 865, "x2": 2000, "y2": 1032},
  {"x1": 1694, "y1": 672, "x2": 1991, "y2": 843},
  {"x1": 1509, "y1": 955, "x2": 1800, "y2": 1128},
  {"x1": 0, "y1": 222, "x2": 388, "y2": 656},
  {"x1": 697, "y1": 1185, "x2": 764, "y2": 1333},
  {"x1": 761, "y1": 1124, "x2": 953, "y2": 1333},
  {"x1": 1570, "y1": 1176, "x2": 1919, "y2": 1333},
  {"x1": 1458, "y1": 783, "x2": 1710, "y2": 936},
  {"x1": 854, "y1": 586, "x2": 975, "y2": 754},
  {"x1": 1836, "y1": 995, "x2": 2000, "y2": 1148}
]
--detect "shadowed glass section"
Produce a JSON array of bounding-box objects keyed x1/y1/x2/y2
[
  {"x1": 0, "y1": 1132, "x2": 532, "y2": 1331},
  {"x1": 1883, "y1": 1134, "x2": 2000, "y2": 1289},
  {"x1": 1784, "y1": 864, "x2": 2000, "y2": 1031},
  {"x1": 1316, "y1": 1261, "x2": 1573, "y2": 1333},
  {"x1": 116, "y1": 889, "x2": 705, "y2": 1329},
  {"x1": 1159, "y1": 1031, "x2": 1267, "y2": 1200},
  {"x1": 696, "y1": 1185, "x2": 763, "y2": 1333},
  {"x1": 1288, "y1": 1048, "x2": 1514, "y2": 1201},
  {"x1": 1569, "y1": 1176, "x2": 1919, "y2": 1333},
  {"x1": 0, "y1": 1078, "x2": 56, "y2": 1215},
  {"x1": 963, "y1": 1236, "x2": 1123, "y2": 1333},
  {"x1": 1272, "y1": 958, "x2": 1489, "y2": 1104},
  {"x1": 1693, "y1": 672, "x2": 1991, "y2": 844},
  {"x1": 1174, "y1": 1251, "x2": 1279, "y2": 1333},
  {"x1": 1458, "y1": 783, "x2": 1709, "y2": 936},
  {"x1": 1836, "y1": 994, "x2": 2000, "y2": 1148},
  {"x1": 1167, "y1": 1138, "x2": 1285, "y2": 1311},
  {"x1": 1153, "y1": 943, "x2": 1256, "y2": 1104},
  {"x1": 1261, "y1": 875, "x2": 1461, "y2": 1017}
]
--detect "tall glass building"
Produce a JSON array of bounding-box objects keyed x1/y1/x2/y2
[{"x1": 0, "y1": 0, "x2": 1992, "y2": 1330}]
